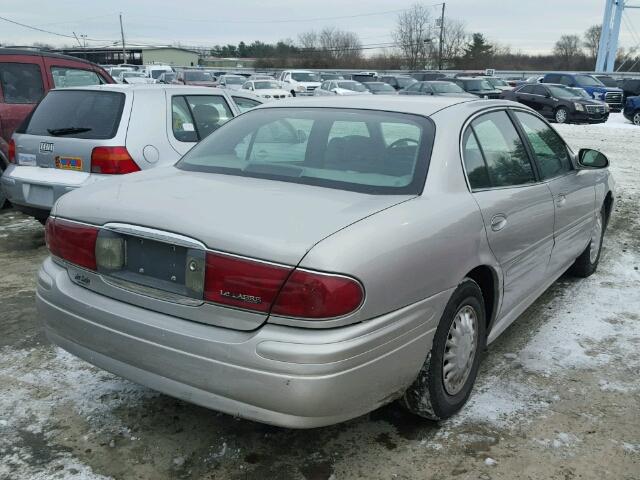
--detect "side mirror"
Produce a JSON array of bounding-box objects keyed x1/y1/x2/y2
[
  {"x1": 296, "y1": 129, "x2": 308, "y2": 144},
  {"x1": 578, "y1": 149, "x2": 609, "y2": 169}
]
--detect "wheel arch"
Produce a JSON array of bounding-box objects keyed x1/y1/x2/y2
[
  {"x1": 604, "y1": 190, "x2": 614, "y2": 227},
  {"x1": 464, "y1": 265, "x2": 499, "y2": 335}
]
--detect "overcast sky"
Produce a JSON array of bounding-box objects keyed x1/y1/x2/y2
[{"x1": 1, "y1": 0, "x2": 638, "y2": 55}]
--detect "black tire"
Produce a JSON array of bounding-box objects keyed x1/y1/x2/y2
[
  {"x1": 402, "y1": 279, "x2": 486, "y2": 420},
  {"x1": 555, "y1": 107, "x2": 569, "y2": 124},
  {"x1": 569, "y1": 206, "x2": 606, "y2": 277},
  {"x1": 290, "y1": 90, "x2": 296, "y2": 97},
  {"x1": 633, "y1": 110, "x2": 640, "y2": 126}
]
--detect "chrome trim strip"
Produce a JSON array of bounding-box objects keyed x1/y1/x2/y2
[
  {"x1": 102, "y1": 223, "x2": 207, "y2": 250},
  {"x1": 102, "y1": 276, "x2": 205, "y2": 307}
]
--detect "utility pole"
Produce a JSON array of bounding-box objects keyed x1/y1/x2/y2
[
  {"x1": 119, "y1": 13, "x2": 127, "y2": 64},
  {"x1": 438, "y1": 2, "x2": 446, "y2": 71}
]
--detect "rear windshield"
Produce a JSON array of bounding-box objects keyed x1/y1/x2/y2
[
  {"x1": 25, "y1": 90, "x2": 125, "y2": 139},
  {"x1": 177, "y1": 108, "x2": 434, "y2": 194}
]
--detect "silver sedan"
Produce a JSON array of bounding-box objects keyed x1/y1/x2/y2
[{"x1": 37, "y1": 96, "x2": 615, "y2": 428}]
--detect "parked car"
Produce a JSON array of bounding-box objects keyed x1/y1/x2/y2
[
  {"x1": 174, "y1": 70, "x2": 216, "y2": 87},
  {"x1": 36, "y1": 95, "x2": 614, "y2": 429},
  {"x1": 314, "y1": 80, "x2": 371, "y2": 96},
  {"x1": 0, "y1": 85, "x2": 262, "y2": 221},
  {"x1": 350, "y1": 73, "x2": 377, "y2": 83},
  {"x1": 623, "y1": 96, "x2": 640, "y2": 126},
  {"x1": 501, "y1": 83, "x2": 609, "y2": 124},
  {"x1": 362, "y1": 82, "x2": 398, "y2": 95},
  {"x1": 379, "y1": 75, "x2": 418, "y2": 91},
  {"x1": 0, "y1": 48, "x2": 114, "y2": 197},
  {"x1": 409, "y1": 72, "x2": 447, "y2": 81},
  {"x1": 157, "y1": 72, "x2": 176, "y2": 84},
  {"x1": 452, "y1": 77, "x2": 502, "y2": 99},
  {"x1": 619, "y1": 78, "x2": 640, "y2": 99},
  {"x1": 241, "y1": 80, "x2": 291, "y2": 100},
  {"x1": 593, "y1": 74, "x2": 619, "y2": 88},
  {"x1": 320, "y1": 72, "x2": 344, "y2": 81},
  {"x1": 143, "y1": 65, "x2": 174, "y2": 82},
  {"x1": 484, "y1": 76, "x2": 512, "y2": 92},
  {"x1": 118, "y1": 71, "x2": 154, "y2": 84},
  {"x1": 277, "y1": 70, "x2": 322, "y2": 96},
  {"x1": 108, "y1": 67, "x2": 133, "y2": 80},
  {"x1": 217, "y1": 75, "x2": 246, "y2": 91},
  {"x1": 248, "y1": 75, "x2": 275, "y2": 81},
  {"x1": 399, "y1": 81, "x2": 476, "y2": 98},
  {"x1": 541, "y1": 73, "x2": 624, "y2": 111}
]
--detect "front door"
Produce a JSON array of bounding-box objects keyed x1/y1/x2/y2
[
  {"x1": 512, "y1": 111, "x2": 596, "y2": 275},
  {"x1": 462, "y1": 110, "x2": 555, "y2": 317}
]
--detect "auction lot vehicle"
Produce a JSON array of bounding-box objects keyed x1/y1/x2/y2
[
  {"x1": 362, "y1": 82, "x2": 398, "y2": 95},
  {"x1": 173, "y1": 70, "x2": 216, "y2": 87},
  {"x1": 0, "y1": 48, "x2": 113, "y2": 176},
  {"x1": 36, "y1": 96, "x2": 614, "y2": 428},
  {"x1": 541, "y1": 73, "x2": 624, "y2": 111},
  {"x1": 379, "y1": 75, "x2": 418, "y2": 90},
  {"x1": 1, "y1": 85, "x2": 261, "y2": 221},
  {"x1": 409, "y1": 71, "x2": 447, "y2": 82},
  {"x1": 118, "y1": 71, "x2": 155, "y2": 84},
  {"x1": 452, "y1": 77, "x2": 502, "y2": 99},
  {"x1": 399, "y1": 81, "x2": 476, "y2": 98},
  {"x1": 620, "y1": 78, "x2": 640, "y2": 99},
  {"x1": 314, "y1": 80, "x2": 371, "y2": 96},
  {"x1": 623, "y1": 96, "x2": 640, "y2": 126},
  {"x1": 143, "y1": 64, "x2": 173, "y2": 81},
  {"x1": 484, "y1": 76, "x2": 512, "y2": 92},
  {"x1": 217, "y1": 74, "x2": 246, "y2": 91},
  {"x1": 241, "y1": 80, "x2": 292, "y2": 100},
  {"x1": 501, "y1": 83, "x2": 610, "y2": 124},
  {"x1": 277, "y1": 70, "x2": 322, "y2": 96}
]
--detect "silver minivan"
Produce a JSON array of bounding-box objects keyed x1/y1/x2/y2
[{"x1": 1, "y1": 84, "x2": 262, "y2": 221}]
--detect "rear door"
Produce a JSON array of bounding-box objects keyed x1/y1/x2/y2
[
  {"x1": 462, "y1": 110, "x2": 555, "y2": 317},
  {"x1": 0, "y1": 56, "x2": 47, "y2": 146},
  {"x1": 512, "y1": 111, "x2": 596, "y2": 275}
]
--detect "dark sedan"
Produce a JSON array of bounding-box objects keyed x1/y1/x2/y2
[
  {"x1": 399, "y1": 81, "x2": 476, "y2": 98},
  {"x1": 501, "y1": 83, "x2": 609, "y2": 124},
  {"x1": 452, "y1": 77, "x2": 502, "y2": 99}
]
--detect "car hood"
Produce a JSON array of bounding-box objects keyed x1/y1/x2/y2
[{"x1": 53, "y1": 167, "x2": 413, "y2": 265}]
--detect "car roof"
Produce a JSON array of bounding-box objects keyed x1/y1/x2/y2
[
  {"x1": 253, "y1": 95, "x2": 494, "y2": 117},
  {"x1": 423, "y1": 80, "x2": 455, "y2": 84},
  {"x1": 0, "y1": 47, "x2": 100, "y2": 67},
  {"x1": 49, "y1": 84, "x2": 230, "y2": 95}
]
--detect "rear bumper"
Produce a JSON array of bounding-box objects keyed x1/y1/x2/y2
[{"x1": 36, "y1": 257, "x2": 447, "y2": 428}]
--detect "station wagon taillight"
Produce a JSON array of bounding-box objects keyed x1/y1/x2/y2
[
  {"x1": 203, "y1": 252, "x2": 364, "y2": 319},
  {"x1": 90, "y1": 146, "x2": 140, "y2": 174},
  {"x1": 45, "y1": 218, "x2": 99, "y2": 271},
  {"x1": 8, "y1": 139, "x2": 15, "y2": 164}
]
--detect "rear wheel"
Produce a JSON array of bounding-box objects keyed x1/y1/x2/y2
[
  {"x1": 633, "y1": 111, "x2": 640, "y2": 126},
  {"x1": 555, "y1": 107, "x2": 569, "y2": 124},
  {"x1": 569, "y1": 206, "x2": 606, "y2": 277},
  {"x1": 402, "y1": 279, "x2": 486, "y2": 420}
]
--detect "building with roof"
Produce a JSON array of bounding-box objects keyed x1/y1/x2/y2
[{"x1": 56, "y1": 46, "x2": 200, "y2": 66}]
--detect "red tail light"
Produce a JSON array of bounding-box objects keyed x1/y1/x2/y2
[
  {"x1": 204, "y1": 252, "x2": 291, "y2": 312},
  {"x1": 272, "y1": 270, "x2": 364, "y2": 318},
  {"x1": 203, "y1": 251, "x2": 364, "y2": 319},
  {"x1": 8, "y1": 139, "x2": 16, "y2": 164},
  {"x1": 45, "y1": 217, "x2": 99, "y2": 270},
  {"x1": 90, "y1": 146, "x2": 140, "y2": 174}
]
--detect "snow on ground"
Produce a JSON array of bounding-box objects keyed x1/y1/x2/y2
[{"x1": 0, "y1": 112, "x2": 639, "y2": 479}]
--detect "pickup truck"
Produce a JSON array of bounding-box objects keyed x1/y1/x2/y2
[
  {"x1": 276, "y1": 70, "x2": 322, "y2": 96},
  {"x1": 623, "y1": 96, "x2": 640, "y2": 126},
  {"x1": 541, "y1": 73, "x2": 624, "y2": 111}
]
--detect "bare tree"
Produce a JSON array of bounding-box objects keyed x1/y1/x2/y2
[
  {"x1": 435, "y1": 18, "x2": 468, "y2": 68},
  {"x1": 394, "y1": 3, "x2": 435, "y2": 69},
  {"x1": 298, "y1": 27, "x2": 362, "y2": 67},
  {"x1": 583, "y1": 24, "x2": 601, "y2": 59},
  {"x1": 553, "y1": 34, "x2": 583, "y2": 66}
]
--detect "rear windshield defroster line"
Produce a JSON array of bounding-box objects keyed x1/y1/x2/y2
[
  {"x1": 176, "y1": 107, "x2": 436, "y2": 195},
  {"x1": 24, "y1": 90, "x2": 126, "y2": 140}
]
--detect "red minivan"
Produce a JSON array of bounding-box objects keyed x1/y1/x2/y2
[{"x1": 0, "y1": 48, "x2": 114, "y2": 184}]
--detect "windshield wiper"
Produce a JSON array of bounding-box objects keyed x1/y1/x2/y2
[{"x1": 47, "y1": 127, "x2": 92, "y2": 136}]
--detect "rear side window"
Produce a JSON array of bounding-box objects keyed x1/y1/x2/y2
[
  {"x1": 514, "y1": 111, "x2": 572, "y2": 179},
  {"x1": 466, "y1": 111, "x2": 535, "y2": 188},
  {"x1": 51, "y1": 67, "x2": 103, "y2": 88},
  {"x1": 462, "y1": 128, "x2": 491, "y2": 189},
  {"x1": 171, "y1": 95, "x2": 234, "y2": 142},
  {"x1": 178, "y1": 107, "x2": 435, "y2": 195},
  {"x1": 0, "y1": 62, "x2": 44, "y2": 104},
  {"x1": 25, "y1": 90, "x2": 125, "y2": 139},
  {"x1": 232, "y1": 96, "x2": 261, "y2": 112}
]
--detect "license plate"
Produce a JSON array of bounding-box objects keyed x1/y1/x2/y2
[
  {"x1": 55, "y1": 156, "x2": 83, "y2": 171},
  {"x1": 39, "y1": 142, "x2": 54, "y2": 153},
  {"x1": 17, "y1": 153, "x2": 36, "y2": 166}
]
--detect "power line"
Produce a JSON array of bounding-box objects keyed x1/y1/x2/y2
[{"x1": 0, "y1": 14, "x2": 113, "y2": 42}]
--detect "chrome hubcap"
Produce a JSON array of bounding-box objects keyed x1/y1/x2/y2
[
  {"x1": 590, "y1": 211, "x2": 603, "y2": 263},
  {"x1": 634, "y1": 113, "x2": 640, "y2": 126},
  {"x1": 556, "y1": 109, "x2": 567, "y2": 123},
  {"x1": 443, "y1": 305, "x2": 478, "y2": 396}
]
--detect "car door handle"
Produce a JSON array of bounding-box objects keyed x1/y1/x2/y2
[
  {"x1": 555, "y1": 193, "x2": 567, "y2": 206},
  {"x1": 490, "y1": 214, "x2": 508, "y2": 232}
]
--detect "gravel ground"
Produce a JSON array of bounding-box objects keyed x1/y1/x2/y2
[{"x1": 0, "y1": 113, "x2": 639, "y2": 480}]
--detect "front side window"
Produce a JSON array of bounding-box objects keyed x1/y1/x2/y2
[
  {"x1": 517, "y1": 85, "x2": 535, "y2": 94},
  {"x1": 232, "y1": 96, "x2": 261, "y2": 112},
  {"x1": 177, "y1": 108, "x2": 434, "y2": 194},
  {"x1": 171, "y1": 95, "x2": 234, "y2": 142},
  {"x1": 468, "y1": 111, "x2": 535, "y2": 188},
  {"x1": 51, "y1": 67, "x2": 102, "y2": 88},
  {"x1": 514, "y1": 111, "x2": 572, "y2": 179},
  {"x1": 0, "y1": 62, "x2": 44, "y2": 104}
]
